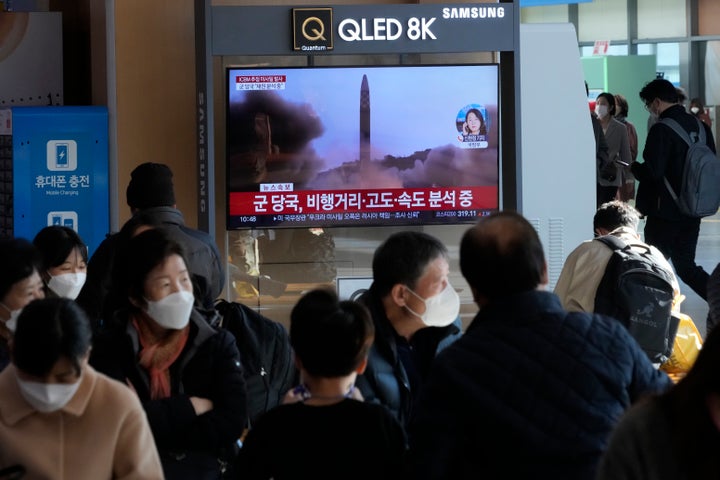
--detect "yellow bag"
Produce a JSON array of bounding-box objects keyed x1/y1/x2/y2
[{"x1": 660, "y1": 312, "x2": 703, "y2": 376}]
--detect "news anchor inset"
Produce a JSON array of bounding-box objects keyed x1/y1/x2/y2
[{"x1": 456, "y1": 104, "x2": 488, "y2": 148}]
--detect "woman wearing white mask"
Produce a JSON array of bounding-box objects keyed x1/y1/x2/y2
[
  {"x1": 613, "y1": 94, "x2": 638, "y2": 202},
  {"x1": 32, "y1": 226, "x2": 88, "y2": 300},
  {"x1": 595, "y1": 92, "x2": 633, "y2": 206},
  {"x1": 90, "y1": 228, "x2": 246, "y2": 480},
  {"x1": 689, "y1": 97, "x2": 712, "y2": 129},
  {"x1": 0, "y1": 238, "x2": 44, "y2": 371},
  {"x1": 0, "y1": 297, "x2": 164, "y2": 479}
]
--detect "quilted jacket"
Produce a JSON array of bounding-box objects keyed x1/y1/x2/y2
[
  {"x1": 356, "y1": 289, "x2": 462, "y2": 429},
  {"x1": 409, "y1": 290, "x2": 672, "y2": 479}
]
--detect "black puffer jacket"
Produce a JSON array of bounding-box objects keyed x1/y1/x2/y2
[
  {"x1": 90, "y1": 308, "x2": 246, "y2": 479},
  {"x1": 356, "y1": 289, "x2": 461, "y2": 429}
]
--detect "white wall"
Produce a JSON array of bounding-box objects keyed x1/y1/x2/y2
[{"x1": 520, "y1": 23, "x2": 596, "y2": 288}]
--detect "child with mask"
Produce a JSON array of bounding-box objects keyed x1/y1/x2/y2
[
  {"x1": 89, "y1": 228, "x2": 246, "y2": 479},
  {"x1": 33, "y1": 226, "x2": 88, "y2": 300},
  {"x1": 238, "y1": 288, "x2": 406, "y2": 479},
  {"x1": 0, "y1": 238, "x2": 44, "y2": 371},
  {"x1": 0, "y1": 297, "x2": 164, "y2": 479}
]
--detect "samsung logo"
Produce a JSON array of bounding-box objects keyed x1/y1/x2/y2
[{"x1": 442, "y1": 7, "x2": 505, "y2": 19}]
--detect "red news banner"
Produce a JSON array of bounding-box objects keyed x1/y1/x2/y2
[{"x1": 229, "y1": 186, "x2": 498, "y2": 216}]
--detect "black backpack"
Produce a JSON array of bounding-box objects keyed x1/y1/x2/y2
[
  {"x1": 593, "y1": 235, "x2": 678, "y2": 363},
  {"x1": 214, "y1": 300, "x2": 297, "y2": 426}
]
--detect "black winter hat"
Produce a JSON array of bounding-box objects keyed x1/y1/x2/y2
[{"x1": 126, "y1": 162, "x2": 176, "y2": 209}]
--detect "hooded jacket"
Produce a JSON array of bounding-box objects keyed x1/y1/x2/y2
[{"x1": 77, "y1": 206, "x2": 224, "y2": 329}]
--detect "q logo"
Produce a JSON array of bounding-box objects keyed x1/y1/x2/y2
[
  {"x1": 302, "y1": 17, "x2": 325, "y2": 41},
  {"x1": 293, "y1": 8, "x2": 333, "y2": 51}
]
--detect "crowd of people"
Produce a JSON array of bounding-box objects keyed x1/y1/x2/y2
[
  {"x1": 0, "y1": 77, "x2": 719, "y2": 479},
  {"x1": 593, "y1": 79, "x2": 716, "y2": 303}
]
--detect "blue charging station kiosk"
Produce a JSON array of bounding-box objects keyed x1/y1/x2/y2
[{"x1": 12, "y1": 106, "x2": 109, "y2": 255}]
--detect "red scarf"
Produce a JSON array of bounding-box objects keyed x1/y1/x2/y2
[{"x1": 132, "y1": 312, "x2": 190, "y2": 400}]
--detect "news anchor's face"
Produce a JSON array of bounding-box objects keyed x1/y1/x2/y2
[{"x1": 467, "y1": 112, "x2": 482, "y2": 134}]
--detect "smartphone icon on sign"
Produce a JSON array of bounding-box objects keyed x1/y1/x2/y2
[
  {"x1": 55, "y1": 143, "x2": 69, "y2": 168},
  {"x1": 46, "y1": 140, "x2": 77, "y2": 171},
  {"x1": 47, "y1": 212, "x2": 79, "y2": 232}
]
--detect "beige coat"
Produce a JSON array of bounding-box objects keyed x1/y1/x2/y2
[
  {"x1": 597, "y1": 117, "x2": 633, "y2": 188},
  {"x1": 0, "y1": 365, "x2": 164, "y2": 480},
  {"x1": 554, "y1": 227, "x2": 680, "y2": 312}
]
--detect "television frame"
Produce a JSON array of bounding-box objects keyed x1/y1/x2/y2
[{"x1": 225, "y1": 63, "x2": 500, "y2": 229}]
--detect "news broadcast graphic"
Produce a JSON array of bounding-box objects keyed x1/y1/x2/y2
[{"x1": 226, "y1": 64, "x2": 499, "y2": 228}]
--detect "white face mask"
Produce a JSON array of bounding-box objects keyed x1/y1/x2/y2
[
  {"x1": 691, "y1": 107, "x2": 700, "y2": 114},
  {"x1": 1, "y1": 303, "x2": 21, "y2": 333},
  {"x1": 48, "y1": 272, "x2": 87, "y2": 300},
  {"x1": 16, "y1": 374, "x2": 81, "y2": 413},
  {"x1": 144, "y1": 290, "x2": 194, "y2": 330},
  {"x1": 595, "y1": 105, "x2": 609, "y2": 119},
  {"x1": 405, "y1": 283, "x2": 460, "y2": 327}
]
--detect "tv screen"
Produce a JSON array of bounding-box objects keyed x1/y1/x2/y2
[{"x1": 226, "y1": 64, "x2": 499, "y2": 229}]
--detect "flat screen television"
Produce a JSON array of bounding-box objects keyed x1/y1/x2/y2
[{"x1": 226, "y1": 64, "x2": 499, "y2": 229}]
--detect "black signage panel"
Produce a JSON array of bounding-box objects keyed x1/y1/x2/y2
[
  {"x1": 293, "y1": 8, "x2": 334, "y2": 51},
  {"x1": 212, "y1": 4, "x2": 514, "y2": 56}
]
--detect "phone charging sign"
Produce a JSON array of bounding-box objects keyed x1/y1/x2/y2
[
  {"x1": 47, "y1": 139, "x2": 77, "y2": 171},
  {"x1": 12, "y1": 106, "x2": 109, "y2": 256},
  {"x1": 48, "y1": 211, "x2": 78, "y2": 230}
]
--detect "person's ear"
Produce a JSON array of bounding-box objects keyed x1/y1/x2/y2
[
  {"x1": 76, "y1": 349, "x2": 91, "y2": 376},
  {"x1": 540, "y1": 262, "x2": 549, "y2": 288},
  {"x1": 706, "y1": 393, "x2": 720, "y2": 433},
  {"x1": 390, "y1": 283, "x2": 408, "y2": 308},
  {"x1": 82, "y1": 348, "x2": 91, "y2": 366},
  {"x1": 355, "y1": 356, "x2": 368, "y2": 375},
  {"x1": 594, "y1": 227, "x2": 610, "y2": 237},
  {"x1": 470, "y1": 285, "x2": 489, "y2": 308},
  {"x1": 128, "y1": 295, "x2": 144, "y2": 309},
  {"x1": 293, "y1": 355, "x2": 303, "y2": 372}
]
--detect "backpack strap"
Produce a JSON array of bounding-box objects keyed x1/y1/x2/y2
[
  {"x1": 593, "y1": 234, "x2": 627, "y2": 251},
  {"x1": 660, "y1": 117, "x2": 696, "y2": 146},
  {"x1": 594, "y1": 234, "x2": 653, "y2": 256},
  {"x1": 658, "y1": 116, "x2": 706, "y2": 209}
]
